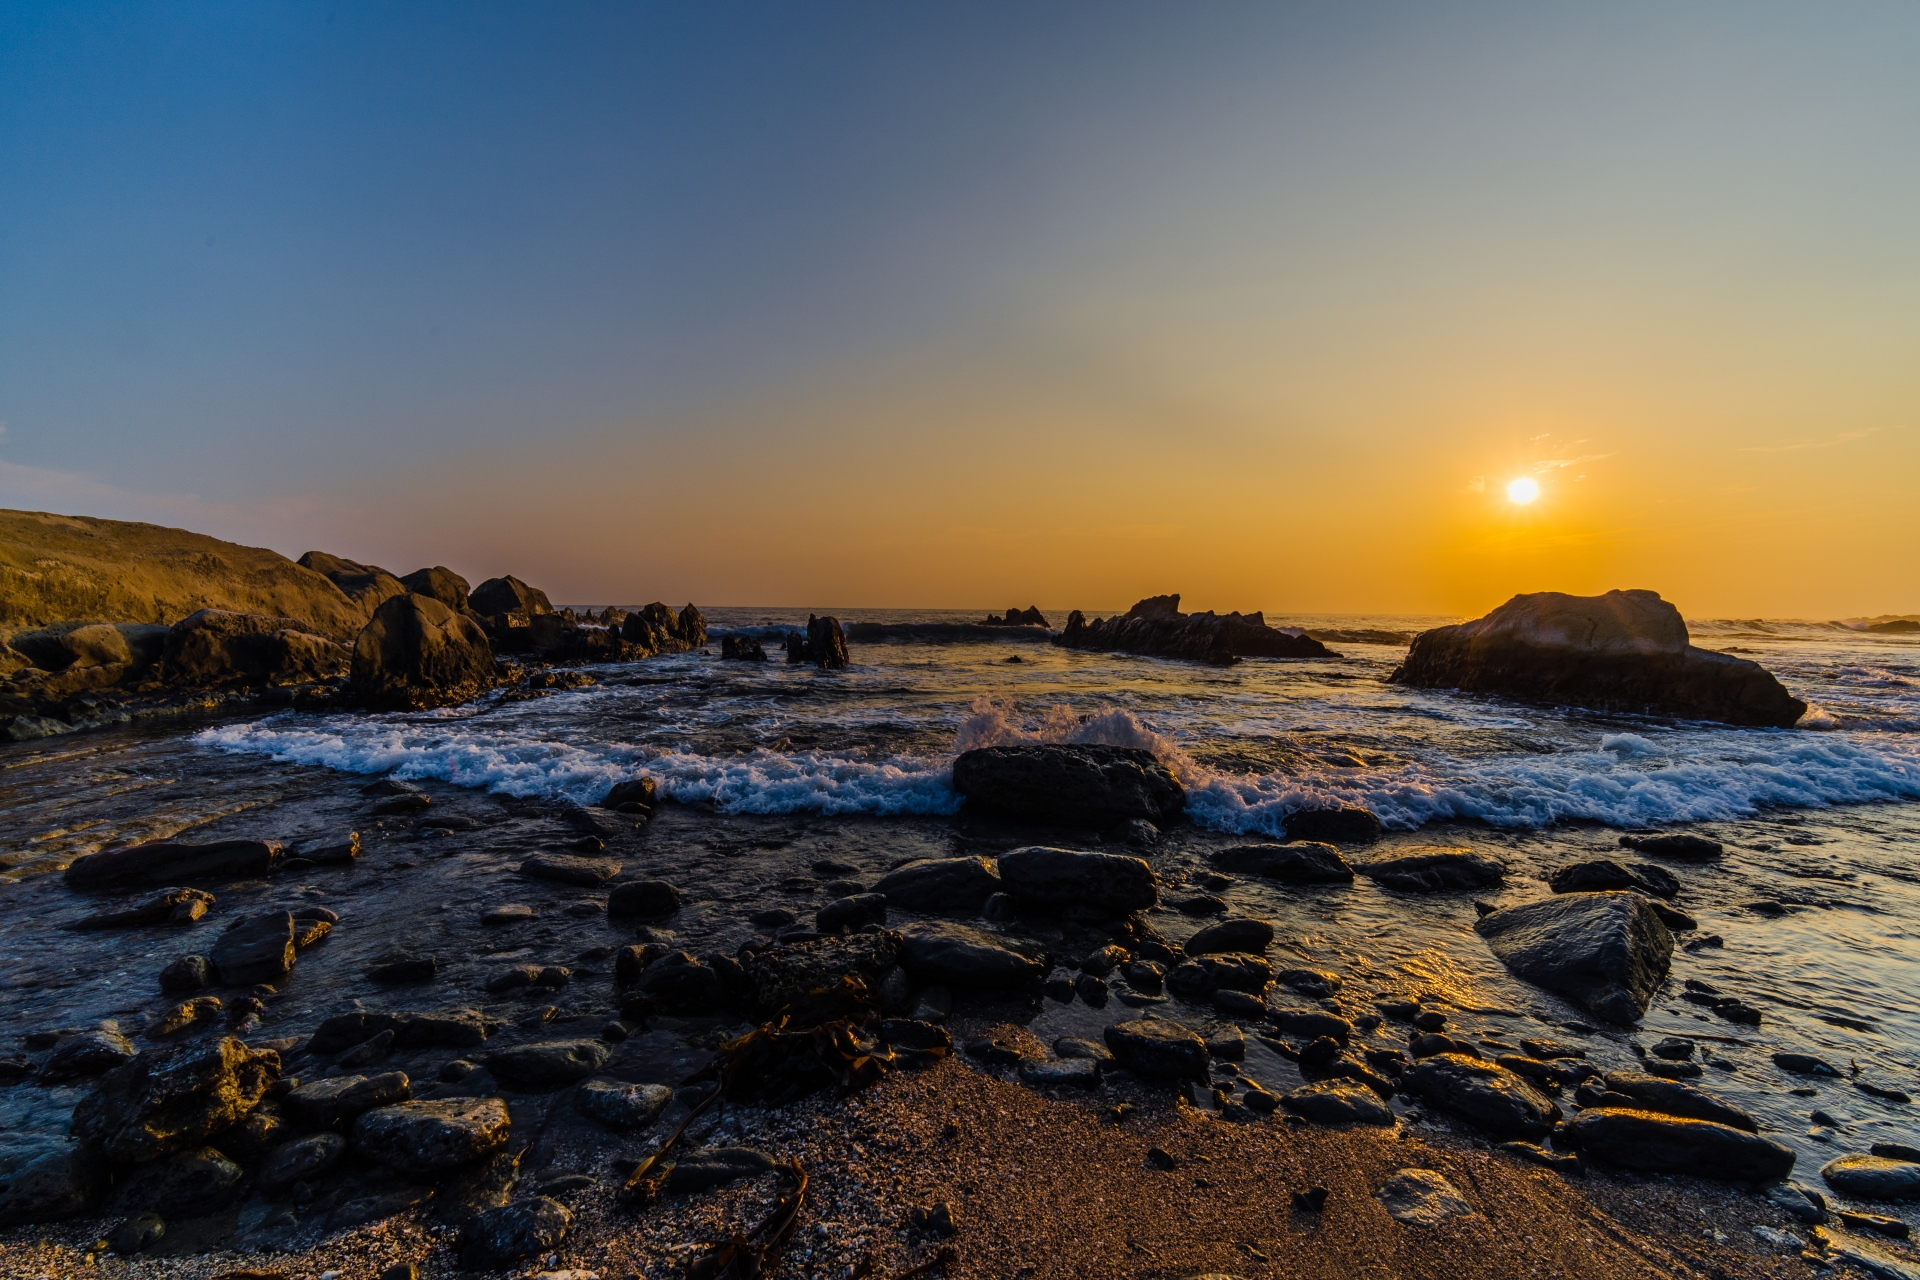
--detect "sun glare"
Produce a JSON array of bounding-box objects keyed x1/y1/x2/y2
[{"x1": 1507, "y1": 477, "x2": 1540, "y2": 504}]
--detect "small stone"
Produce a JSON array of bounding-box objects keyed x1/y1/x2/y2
[
  {"x1": 575, "y1": 1080, "x2": 671, "y2": 1130},
  {"x1": 1074, "y1": 973, "x2": 1110, "y2": 1007},
  {"x1": 365, "y1": 955, "x2": 437, "y2": 984},
  {"x1": 481, "y1": 904, "x2": 538, "y2": 926},
  {"x1": 1292, "y1": 1186, "x2": 1330, "y2": 1212},
  {"x1": 608, "y1": 880, "x2": 683, "y2": 917},
  {"x1": 1377, "y1": 1168, "x2": 1474, "y2": 1226}
]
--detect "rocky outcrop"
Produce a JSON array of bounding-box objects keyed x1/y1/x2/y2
[
  {"x1": 951, "y1": 744, "x2": 1184, "y2": 827},
  {"x1": 351, "y1": 592, "x2": 497, "y2": 710},
  {"x1": 620, "y1": 602, "x2": 708, "y2": 655},
  {"x1": 298, "y1": 552, "x2": 407, "y2": 616},
  {"x1": 785, "y1": 615, "x2": 849, "y2": 669},
  {"x1": 399, "y1": 566, "x2": 471, "y2": 612},
  {"x1": 71, "y1": 1036, "x2": 279, "y2": 1165},
  {"x1": 160, "y1": 609, "x2": 348, "y2": 687},
  {"x1": 1057, "y1": 595, "x2": 1335, "y2": 666},
  {"x1": 1474, "y1": 892, "x2": 1672, "y2": 1024},
  {"x1": 1390, "y1": 589, "x2": 1806, "y2": 728},
  {"x1": 982, "y1": 607, "x2": 1049, "y2": 627},
  {"x1": 721, "y1": 634, "x2": 769, "y2": 661}
]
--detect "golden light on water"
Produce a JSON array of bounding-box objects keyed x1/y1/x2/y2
[{"x1": 1507, "y1": 477, "x2": 1540, "y2": 504}]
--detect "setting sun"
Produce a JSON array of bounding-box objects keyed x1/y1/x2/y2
[{"x1": 1507, "y1": 477, "x2": 1540, "y2": 504}]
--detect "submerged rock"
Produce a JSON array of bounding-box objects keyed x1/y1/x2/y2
[
  {"x1": 1620, "y1": 833, "x2": 1724, "y2": 862},
  {"x1": 996, "y1": 846, "x2": 1157, "y2": 913},
  {"x1": 73, "y1": 887, "x2": 216, "y2": 930},
  {"x1": 1401, "y1": 1053, "x2": 1559, "y2": 1140},
  {"x1": 1283, "y1": 808, "x2": 1383, "y2": 846},
  {"x1": 951, "y1": 744, "x2": 1184, "y2": 828},
  {"x1": 1474, "y1": 892, "x2": 1672, "y2": 1025},
  {"x1": 1185, "y1": 918, "x2": 1274, "y2": 956},
  {"x1": 1549, "y1": 859, "x2": 1678, "y2": 898},
  {"x1": 872, "y1": 858, "x2": 1003, "y2": 914},
  {"x1": 1569, "y1": 1109, "x2": 1795, "y2": 1181},
  {"x1": 1208, "y1": 842, "x2": 1353, "y2": 883},
  {"x1": 520, "y1": 854, "x2": 620, "y2": 887},
  {"x1": 1390, "y1": 589, "x2": 1806, "y2": 728},
  {"x1": 1361, "y1": 847, "x2": 1505, "y2": 892}
]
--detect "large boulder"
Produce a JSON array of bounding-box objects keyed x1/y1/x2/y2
[
  {"x1": 1057, "y1": 595, "x2": 1336, "y2": 665},
  {"x1": 896, "y1": 922, "x2": 1045, "y2": 988},
  {"x1": 399, "y1": 566, "x2": 470, "y2": 612},
  {"x1": 469, "y1": 575, "x2": 553, "y2": 618},
  {"x1": 872, "y1": 857, "x2": 1003, "y2": 914},
  {"x1": 352, "y1": 1097, "x2": 512, "y2": 1175},
  {"x1": 298, "y1": 552, "x2": 407, "y2": 615},
  {"x1": 351, "y1": 592, "x2": 497, "y2": 710},
  {"x1": 1401, "y1": 1054, "x2": 1559, "y2": 1140},
  {"x1": 0, "y1": 1134, "x2": 108, "y2": 1225},
  {"x1": 1209, "y1": 842, "x2": 1353, "y2": 883},
  {"x1": 1569, "y1": 1109, "x2": 1794, "y2": 1181},
  {"x1": 71, "y1": 1036, "x2": 279, "y2": 1165},
  {"x1": 1360, "y1": 847, "x2": 1505, "y2": 892},
  {"x1": 951, "y1": 744, "x2": 1184, "y2": 827},
  {"x1": 160, "y1": 609, "x2": 347, "y2": 686},
  {"x1": 996, "y1": 847, "x2": 1157, "y2": 913},
  {"x1": 1390, "y1": 589, "x2": 1806, "y2": 728},
  {"x1": 64, "y1": 839, "x2": 280, "y2": 889},
  {"x1": 1474, "y1": 892, "x2": 1672, "y2": 1025}
]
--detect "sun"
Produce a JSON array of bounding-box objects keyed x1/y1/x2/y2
[{"x1": 1506, "y1": 476, "x2": 1540, "y2": 504}]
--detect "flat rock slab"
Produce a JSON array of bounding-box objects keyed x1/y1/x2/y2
[
  {"x1": 997, "y1": 846, "x2": 1157, "y2": 913},
  {"x1": 1570, "y1": 1108, "x2": 1795, "y2": 1181},
  {"x1": 1823, "y1": 1154, "x2": 1920, "y2": 1201},
  {"x1": 1282, "y1": 1079, "x2": 1393, "y2": 1126},
  {"x1": 73, "y1": 887, "x2": 216, "y2": 930},
  {"x1": 520, "y1": 855, "x2": 620, "y2": 886},
  {"x1": 1361, "y1": 847, "x2": 1505, "y2": 892},
  {"x1": 1103, "y1": 1019, "x2": 1207, "y2": 1080},
  {"x1": 1378, "y1": 1169, "x2": 1475, "y2": 1226},
  {"x1": 1474, "y1": 891, "x2": 1672, "y2": 1025},
  {"x1": 871, "y1": 857, "x2": 1002, "y2": 914},
  {"x1": 1209, "y1": 842, "x2": 1353, "y2": 883},
  {"x1": 353, "y1": 1096, "x2": 512, "y2": 1175},
  {"x1": 64, "y1": 839, "x2": 281, "y2": 889},
  {"x1": 1402, "y1": 1053, "x2": 1559, "y2": 1141},
  {"x1": 210, "y1": 912, "x2": 296, "y2": 985},
  {"x1": 1599, "y1": 1071, "x2": 1756, "y2": 1131},
  {"x1": 487, "y1": 1039, "x2": 611, "y2": 1087},
  {"x1": 896, "y1": 922, "x2": 1044, "y2": 989}
]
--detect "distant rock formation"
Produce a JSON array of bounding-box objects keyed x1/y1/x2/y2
[
  {"x1": 469, "y1": 574, "x2": 554, "y2": 619},
  {"x1": 721, "y1": 634, "x2": 769, "y2": 661},
  {"x1": 1056, "y1": 594, "x2": 1336, "y2": 665},
  {"x1": 1390, "y1": 590, "x2": 1807, "y2": 728},
  {"x1": 297, "y1": 552, "x2": 407, "y2": 617},
  {"x1": 786, "y1": 615, "x2": 850, "y2": 669},
  {"x1": 982, "y1": 606, "x2": 1049, "y2": 628}
]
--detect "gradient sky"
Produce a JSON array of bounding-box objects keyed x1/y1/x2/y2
[{"x1": 2, "y1": 3, "x2": 1916, "y2": 617}]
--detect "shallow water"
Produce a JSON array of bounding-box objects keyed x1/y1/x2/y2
[{"x1": 4, "y1": 608, "x2": 1920, "y2": 1191}]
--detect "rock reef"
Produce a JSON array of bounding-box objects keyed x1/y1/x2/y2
[{"x1": 1057, "y1": 594, "x2": 1336, "y2": 665}]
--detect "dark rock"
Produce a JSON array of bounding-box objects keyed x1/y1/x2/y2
[
  {"x1": 1074, "y1": 973, "x2": 1109, "y2": 1006},
  {"x1": 1649, "y1": 1037, "x2": 1694, "y2": 1060},
  {"x1": 398, "y1": 566, "x2": 469, "y2": 611},
  {"x1": 909, "y1": 1201, "x2": 959, "y2": 1237},
  {"x1": 1767, "y1": 1184, "x2": 1827, "y2": 1224},
  {"x1": 109, "y1": 1145, "x2": 241, "y2": 1216},
  {"x1": 1568, "y1": 1108, "x2": 1794, "y2": 1181},
  {"x1": 1619, "y1": 833, "x2": 1724, "y2": 861},
  {"x1": 1376, "y1": 1169, "x2": 1476, "y2": 1226},
  {"x1": 879, "y1": 1021, "x2": 953, "y2": 1054},
  {"x1": 1389, "y1": 589, "x2": 1807, "y2": 728},
  {"x1": 1276, "y1": 967, "x2": 1340, "y2": 998},
  {"x1": 74, "y1": 887, "x2": 216, "y2": 930},
  {"x1": 603, "y1": 777, "x2": 658, "y2": 811},
  {"x1": 160, "y1": 609, "x2": 348, "y2": 687},
  {"x1": 1410, "y1": 1033, "x2": 1480, "y2": 1059},
  {"x1": 1185, "y1": 918, "x2": 1274, "y2": 955},
  {"x1": 484, "y1": 964, "x2": 571, "y2": 994},
  {"x1": 1171, "y1": 893, "x2": 1228, "y2": 916},
  {"x1": 157, "y1": 954, "x2": 212, "y2": 994},
  {"x1": 1773, "y1": 1052, "x2": 1840, "y2": 1076},
  {"x1": 633, "y1": 952, "x2": 726, "y2": 1013},
  {"x1": 469, "y1": 575, "x2": 554, "y2": 618},
  {"x1": 210, "y1": 912, "x2": 296, "y2": 985},
  {"x1": 1645, "y1": 900, "x2": 1697, "y2": 932},
  {"x1": 488, "y1": 1040, "x2": 611, "y2": 1088},
  {"x1": 748, "y1": 932, "x2": 901, "y2": 1009},
  {"x1": 39, "y1": 1029, "x2": 138, "y2": 1082},
  {"x1": 71, "y1": 1036, "x2": 279, "y2": 1165},
  {"x1": 1123, "y1": 960, "x2": 1165, "y2": 995},
  {"x1": 1823, "y1": 1155, "x2": 1920, "y2": 1201},
  {"x1": 1283, "y1": 808, "x2": 1384, "y2": 846},
  {"x1": 996, "y1": 846, "x2": 1157, "y2": 912},
  {"x1": 111, "y1": 1212, "x2": 165, "y2": 1254},
  {"x1": 258, "y1": 1132, "x2": 346, "y2": 1194},
  {"x1": 65, "y1": 839, "x2": 281, "y2": 889},
  {"x1": 1109, "y1": 818, "x2": 1161, "y2": 846},
  {"x1": 1874, "y1": 1144, "x2": 1920, "y2": 1162},
  {"x1": 896, "y1": 922, "x2": 1045, "y2": 989},
  {"x1": 1058, "y1": 596, "x2": 1335, "y2": 665},
  {"x1": 285, "y1": 1071, "x2": 411, "y2": 1125},
  {"x1": 142, "y1": 997, "x2": 223, "y2": 1040},
  {"x1": 1362, "y1": 847, "x2": 1505, "y2": 892},
  {"x1": 1103, "y1": 1019, "x2": 1208, "y2": 1080},
  {"x1": 1209, "y1": 842, "x2": 1353, "y2": 884},
  {"x1": 353, "y1": 1096, "x2": 512, "y2": 1174},
  {"x1": 1019, "y1": 1058, "x2": 1100, "y2": 1088},
  {"x1": 1269, "y1": 1009, "x2": 1352, "y2": 1042},
  {"x1": 520, "y1": 854, "x2": 620, "y2": 886},
  {"x1": 352, "y1": 592, "x2": 497, "y2": 710},
  {"x1": 950, "y1": 744, "x2": 1184, "y2": 828},
  {"x1": 1837, "y1": 1210, "x2": 1910, "y2": 1238},
  {"x1": 0, "y1": 1135, "x2": 107, "y2": 1225},
  {"x1": 1291, "y1": 1186, "x2": 1330, "y2": 1213},
  {"x1": 665, "y1": 1147, "x2": 776, "y2": 1192},
  {"x1": 607, "y1": 880, "x2": 682, "y2": 917},
  {"x1": 817, "y1": 893, "x2": 887, "y2": 932},
  {"x1": 781, "y1": 614, "x2": 850, "y2": 668},
  {"x1": 1599, "y1": 1072, "x2": 1757, "y2": 1130},
  {"x1": 1282, "y1": 1080, "x2": 1394, "y2": 1126},
  {"x1": 1549, "y1": 859, "x2": 1679, "y2": 898},
  {"x1": 576, "y1": 1080, "x2": 672, "y2": 1130},
  {"x1": 480, "y1": 903, "x2": 537, "y2": 926},
  {"x1": 1053, "y1": 1038, "x2": 1114, "y2": 1064},
  {"x1": 1474, "y1": 892, "x2": 1672, "y2": 1024},
  {"x1": 461, "y1": 1195, "x2": 570, "y2": 1268},
  {"x1": 871, "y1": 858, "x2": 1003, "y2": 914},
  {"x1": 1402, "y1": 1053, "x2": 1560, "y2": 1140},
  {"x1": 721, "y1": 634, "x2": 769, "y2": 661},
  {"x1": 1173, "y1": 952, "x2": 1272, "y2": 995}
]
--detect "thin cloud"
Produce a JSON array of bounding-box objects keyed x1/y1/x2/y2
[
  {"x1": 1531, "y1": 453, "x2": 1614, "y2": 474},
  {"x1": 1741, "y1": 428, "x2": 1878, "y2": 454},
  {"x1": 1467, "y1": 475, "x2": 1486, "y2": 492}
]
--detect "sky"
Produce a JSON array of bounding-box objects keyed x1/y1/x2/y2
[{"x1": 2, "y1": 3, "x2": 1916, "y2": 618}]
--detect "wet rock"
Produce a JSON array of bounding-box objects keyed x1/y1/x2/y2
[
  {"x1": 1599, "y1": 1072, "x2": 1757, "y2": 1130},
  {"x1": 666, "y1": 1147, "x2": 777, "y2": 1192},
  {"x1": 576, "y1": 1080, "x2": 672, "y2": 1130},
  {"x1": 372, "y1": 793, "x2": 431, "y2": 815},
  {"x1": 1276, "y1": 967, "x2": 1340, "y2": 998},
  {"x1": 74, "y1": 887, "x2": 216, "y2": 930},
  {"x1": 481, "y1": 903, "x2": 537, "y2": 926},
  {"x1": 1103, "y1": 1019, "x2": 1208, "y2": 1080},
  {"x1": 521, "y1": 854, "x2": 620, "y2": 887},
  {"x1": 487, "y1": 1040, "x2": 611, "y2": 1088},
  {"x1": 1377, "y1": 1168, "x2": 1474, "y2": 1226},
  {"x1": 897, "y1": 921, "x2": 1045, "y2": 988},
  {"x1": 210, "y1": 912, "x2": 296, "y2": 986},
  {"x1": 1282, "y1": 1079, "x2": 1395, "y2": 1126},
  {"x1": 0, "y1": 1134, "x2": 107, "y2": 1225},
  {"x1": 1823, "y1": 1154, "x2": 1920, "y2": 1201},
  {"x1": 109, "y1": 1145, "x2": 241, "y2": 1216},
  {"x1": 1410, "y1": 1033, "x2": 1480, "y2": 1059},
  {"x1": 817, "y1": 893, "x2": 887, "y2": 932},
  {"x1": 354, "y1": 1096, "x2": 512, "y2": 1175},
  {"x1": 1053, "y1": 1038, "x2": 1113, "y2": 1064},
  {"x1": 111, "y1": 1212, "x2": 165, "y2": 1253},
  {"x1": 72, "y1": 1036, "x2": 279, "y2": 1165},
  {"x1": 39, "y1": 1029, "x2": 138, "y2": 1082},
  {"x1": 143, "y1": 997, "x2": 223, "y2": 1040},
  {"x1": 1283, "y1": 808, "x2": 1383, "y2": 846},
  {"x1": 1269, "y1": 1009, "x2": 1351, "y2": 1041},
  {"x1": 257, "y1": 1132, "x2": 346, "y2": 1194},
  {"x1": 1019, "y1": 1059, "x2": 1100, "y2": 1089},
  {"x1": 485, "y1": 964, "x2": 571, "y2": 994},
  {"x1": 460, "y1": 1195, "x2": 571, "y2": 1268},
  {"x1": 996, "y1": 846, "x2": 1157, "y2": 913},
  {"x1": 608, "y1": 880, "x2": 681, "y2": 918},
  {"x1": 366, "y1": 954, "x2": 438, "y2": 985},
  {"x1": 1549, "y1": 859, "x2": 1678, "y2": 898},
  {"x1": 1171, "y1": 893, "x2": 1228, "y2": 916},
  {"x1": 1774, "y1": 1052, "x2": 1841, "y2": 1077},
  {"x1": 910, "y1": 986, "x2": 953, "y2": 1023},
  {"x1": 951, "y1": 744, "x2": 1184, "y2": 827},
  {"x1": 1767, "y1": 1184, "x2": 1828, "y2": 1224},
  {"x1": 285, "y1": 1071, "x2": 411, "y2": 1126},
  {"x1": 1498, "y1": 1141, "x2": 1581, "y2": 1173},
  {"x1": 1389, "y1": 590, "x2": 1806, "y2": 727},
  {"x1": 1185, "y1": 918, "x2": 1274, "y2": 955},
  {"x1": 1208, "y1": 842, "x2": 1353, "y2": 883},
  {"x1": 1361, "y1": 847, "x2": 1506, "y2": 892},
  {"x1": 219, "y1": 1109, "x2": 290, "y2": 1159},
  {"x1": 632, "y1": 952, "x2": 726, "y2": 1013},
  {"x1": 1402, "y1": 1053, "x2": 1559, "y2": 1140},
  {"x1": 720, "y1": 634, "x2": 769, "y2": 661},
  {"x1": 1620, "y1": 833, "x2": 1724, "y2": 861},
  {"x1": 870, "y1": 857, "x2": 1001, "y2": 915},
  {"x1": 1169, "y1": 952, "x2": 1271, "y2": 996},
  {"x1": 1058, "y1": 597, "x2": 1334, "y2": 664},
  {"x1": 352, "y1": 592, "x2": 498, "y2": 710},
  {"x1": 157, "y1": 954, "x2": 212, "y2": 994},
  {"x1": 749, "y1": 933, "x2": 902, "y2": 1009},
  {"x1": 1474, "y1": 892, "x2": 1672, "y2": 1025},
  {"x1": 1648, "y1": 1036, "x2": 1694, "y2": 1060},
  {"x1": 1074, "y1": 973, "x2": 1110, "y2": 1006},
  {"x1": 783, "y1": 614, "x2": 850, "y2": 668},
  {"x1": 1568, "y1": 1109, "x2": 1794, "y2": 1181},
  {"x1": 603, "y1": 776, "x2": 658, "y2": 812},
  {"x1": 1123, "y1": 960, "x2": 1165, "y2": 995},
  {"x1": 1838, "y1": 1210, "x2": 1910, "y2": 1239},
  {"x1": 1644, "y1": 899, "x2": 1697, "y2": 932},
  {"x1": 65, "y1": 839, "x2": 281, "y2": 889}
]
